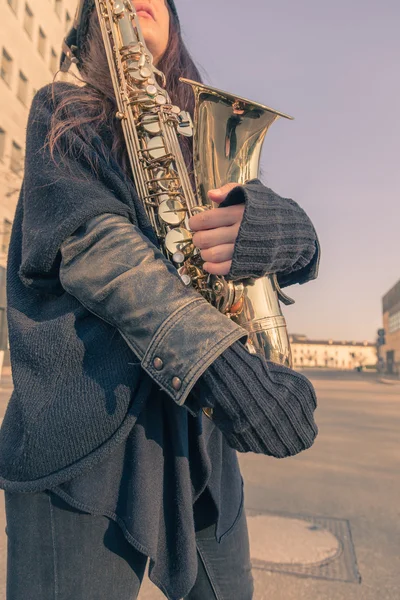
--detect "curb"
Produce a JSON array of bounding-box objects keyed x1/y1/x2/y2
[{"x1": 376, "y1": 378, "x2": 400, "y2": 386}]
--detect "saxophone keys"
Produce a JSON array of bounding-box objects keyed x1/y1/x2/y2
[
  {"x1": 180, "y1": 275, "x2": 192, "y2": 286},
  {"x1": 177, "y1": 110, "x2": 193, "y2": 137},
  {"x1": 159, "y1": 199, "x2": 186, "y2": 226},
  {"x1": 207, "y1": 275, "x2": 235, "y2": 314},
  {"x1": 140, "y1": 114, "x2": 161, "y2": 134},
  {"x1": 129, "y1": 44, "x2": 141, "y2": 55},
  {"x1": 127, "y1": 69, "x2": 145, "y2": 84},
  {"x1": 152, "y1": 167, "x2": 170, "y2": 190},
  {"x1": 140, "y1": 67, "x2": 152, "y2": 79},
  {"x1": 177, "y1": 266, "x2": 192, "y2": 286},
  {"x1": 165, "y1": 227, "x2": 194, "y2": 258},
  {"x1": 231, "y1": 282, "x2": 245, "y2": 313},
  {"x1": 147, "y1": 136, "x2": 166, "y2": 159},
  {"x1": 156, "y1": 94, "x2": 167, "y2": 105},
  {"x1": 173, "y1": 251, "x2": 185, "y2": 264},
  {"x1": 146, "y1": 84, "x2": 158, "y2": 97}
]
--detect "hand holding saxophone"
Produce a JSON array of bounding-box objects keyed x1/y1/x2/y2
[{"x1": 189, "y1": 184, "x2": 244, "y2": 276}]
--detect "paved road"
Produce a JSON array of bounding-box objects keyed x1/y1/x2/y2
[
  {"x1": 0, "y1": 370, "x2": 399, "y2": 599},
  {"x1": 240, "y1": 370, "x2": 400, "y2": 600}
]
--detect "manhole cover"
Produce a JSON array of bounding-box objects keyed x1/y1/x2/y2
[
  {"x1": 247, "y1": 509, "x2": 361, "y2": 584},
  {"x1": 247, "y1": 515, "x2": 340, "y2": 566}
]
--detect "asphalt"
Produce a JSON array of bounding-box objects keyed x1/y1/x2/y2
[{"x1": 0, "y1": 369, "x2": 399, "y2": 599}]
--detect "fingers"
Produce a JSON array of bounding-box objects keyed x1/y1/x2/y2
[
  {"x1": 200, "y1": 243, "x2": 234, "y2": 264},
  {"x1": 192, "y1": 222, "x2": 240, "y2": 249},
  {"x1": 208, "y1": 183, "x2": 238, "y2": 204},
  {"x1": 187, "y1": 182, "x2": 243, "y2": 278},
  {"x1": 203, "y1": 260, "x2": 232, "y2": 276},
  {"x1": 189, "y1": 204, "x2": 244, "y2": 232}
]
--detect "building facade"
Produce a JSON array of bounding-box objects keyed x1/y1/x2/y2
[
  {"x1": 290, "y1": 334, "x2": 377, "y2": 370},
  {"x1": 0, "y1": 0, "x2": 77, "y2": 361},
  {"x1": 381, "y1": 279, "x2": 400, "y2": 374}
]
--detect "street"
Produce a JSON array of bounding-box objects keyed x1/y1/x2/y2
[{"x1": 0, "y1": 369, "x2": 399, "y2": 600}]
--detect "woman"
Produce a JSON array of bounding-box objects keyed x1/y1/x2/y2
[{"x1": 0, "y1": 1, "x2": 320, "y2": 599}]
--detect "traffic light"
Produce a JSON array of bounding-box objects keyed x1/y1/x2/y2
[{"x1": 377, "y1": 328, "x2": 386, "y2": 346}]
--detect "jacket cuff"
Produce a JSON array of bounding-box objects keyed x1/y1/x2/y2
[{"x1": 140, "y1": 298, "x2": 248, "y2": 405}]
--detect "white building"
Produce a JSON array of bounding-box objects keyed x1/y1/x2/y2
[
  {"x1": 0, "y1": 0, "x2": 78, "y2": 359},
  {"x1": 290, "y1": 334, "x2": 377, "y2": 370}
]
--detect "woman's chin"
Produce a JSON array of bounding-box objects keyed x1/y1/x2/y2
[{"x1": 140, "y1": 28, "x2": 167, "y2": 61}]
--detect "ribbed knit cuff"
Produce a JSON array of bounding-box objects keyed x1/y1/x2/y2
[
  {"x1": 277, "y1": 237, "x2": 320, "y2": 289},
  {"x1": 192, "y1": 341, "x2": 318, "y2": 457},
  {"x1": 219, "y1": 180, "x2": 318, "y2": 283}
]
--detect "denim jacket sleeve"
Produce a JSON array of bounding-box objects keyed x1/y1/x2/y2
[
  {"x1": 219, "y1": 179, "x2": 320, "y2": 288},
  {"x1": 59, "y1": 213, "x2": 248, "y2": 407}
]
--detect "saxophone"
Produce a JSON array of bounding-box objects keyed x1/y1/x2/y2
[{"x1": 67, "y1": 0, "x2": 295, "y2": 367}]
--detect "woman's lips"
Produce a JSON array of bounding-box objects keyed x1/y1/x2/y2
[{"x1": 136, "y1": 9, "x2": 155, "y2": 20}]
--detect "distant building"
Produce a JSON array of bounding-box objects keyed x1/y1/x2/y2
[
  {"x1": 289, "y1": 334, "x2": 377, "y2": 370},
  {"x1": 381, "y1": 279, "x2": 400, "y2": 374},
  {"x1": 0, "y1": 0, "x2": 77, "y2": 363}
]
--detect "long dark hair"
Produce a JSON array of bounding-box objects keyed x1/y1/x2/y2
[{"x1": 49, "y1": 6, "x2": 203, "y2": 175}]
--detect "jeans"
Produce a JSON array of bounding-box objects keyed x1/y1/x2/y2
[{"x1": 5, "y1": 491, "x2": 253, "y2": 600}]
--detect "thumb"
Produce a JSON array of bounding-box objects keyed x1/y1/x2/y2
[{"x1": 208, "y1": 183, "x2": 238, "y2": 204}]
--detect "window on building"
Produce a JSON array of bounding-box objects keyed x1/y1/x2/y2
[
  {"x1": 38, "y1": 27, "x2": 47, "y2": 58},
  {"x1": 389, "y1": 310, "x2": 400, "y2": 334},
  {"x1": 10, "y1": 141, "x2": 23, "y2": 174},
  {"x1": 1, "y1": 49, "x2": 13, "y2": 87},
  {"x1": 17, "y1": 71, "x2": 28, "y2": 105},
  {"x1": 7, "y1": 0, "x2": 18, "y2": 15},
  {"x1": 24, "y1": 4, "x2": 34, "y2": 38},
  {"x1": 1, "y1": 220, "x2": 12, "y2": 255},
  {"x1": 65, "y1": 10, "x2": 71, "y2": 32},
  {"x1": 0, "y1": 129, "x2": 6, "y2": 161},
  {"x1": 50, "y1": 48, "x2": 58, "y2": 75},
  {"x1": 55, "y1": 0, "x2": 62, "y2": 19}
]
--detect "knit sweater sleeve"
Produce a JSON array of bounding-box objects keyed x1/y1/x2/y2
[
  {"x1": 219, "y1": 179, "x2": 320, "y2": 288},
  {"x1": 191, "y1": 341, "x2": 318, "y2": 457}
]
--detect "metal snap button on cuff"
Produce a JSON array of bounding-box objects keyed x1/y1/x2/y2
[
  {"x1": 153, "y1": 357, "x2": 164, "y2": 370},
  {"x1": 172, "y1": 377, "x2": 182, "y2": 391}
]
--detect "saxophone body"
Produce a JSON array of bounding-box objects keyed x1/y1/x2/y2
[{"x1": 93, "y1": 0, "x2": 294, "y2": 367}]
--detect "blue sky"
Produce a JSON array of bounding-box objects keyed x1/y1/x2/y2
[{"x1": 175, "y1": 0, "x2": 400, "y2": 342}]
